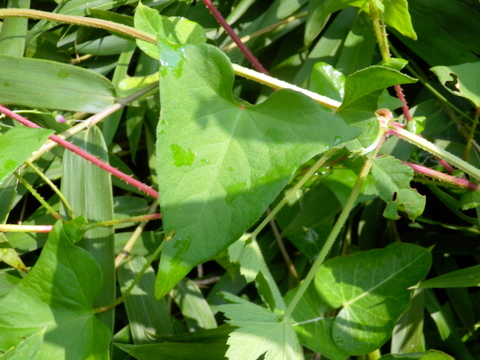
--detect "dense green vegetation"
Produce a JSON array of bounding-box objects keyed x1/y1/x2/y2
[{"x1": 0, "y1": 0, "x2": 479, "y2": 359}]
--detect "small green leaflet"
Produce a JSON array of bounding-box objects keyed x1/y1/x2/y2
[
  {"x1": 315, "y1": 243, "x2": 432, "y2": 355},
  {"x1": 0, "y1": 221, "x2": 110, "y2": 360},
  {"x1": 370, "y1": 155, "x2": 426, "y2": 220},
  {"x1": 218, "y1": 292, "x2": 303, "y2": 360}
]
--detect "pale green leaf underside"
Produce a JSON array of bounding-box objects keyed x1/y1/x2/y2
[
  {"x1": 0, "y1": 127, "x2": 53, "y2": 185},
  {"x1": 155, "y1": 42, "x2": 360, "y2": 298},
  {"x1": 0, "y1": 221, "x2": 110, "y2": 359},
  {"x1": 315, "y1": 243, "x2": 431, "y2": 355},
  {"x1": 219, "y1": 293, "x2": 303, "y2": 360}
]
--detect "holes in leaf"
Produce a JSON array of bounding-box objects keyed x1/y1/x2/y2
[
  {"x1": 392, "y1": 191, "x2": 398, "y2": 203},
  {"x1": 445, "y1": 73, "x2": 461, "y2": 93}
]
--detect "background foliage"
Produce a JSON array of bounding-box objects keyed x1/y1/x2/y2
[{"x1": 0, "y1": 0, "x2": 479, "y2": 359}]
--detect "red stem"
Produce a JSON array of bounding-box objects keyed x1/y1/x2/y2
[
  {"x1": 0, "y1": 104, "x2": 159, "y2": 199},
  {"x1": 394, "y1": 84, "x2": 413, "y2": 123},
  {"x1": 202, "y1": 0, "x2": 269, "y2": 75},
  {"x1": 403, "y1": 161, "x2": 478, "y2": 191}
]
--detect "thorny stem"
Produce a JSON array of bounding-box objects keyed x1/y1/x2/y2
[
  {"x1": 369, "y1": 1, "x2": 414, "y2": 123},
  {"x1": 285, "y1": 157, "x2": 373, "y2": 319},
  {"x1": 389, "y1": 123, "x2": 480, "y2": 182},
  {"x1": 0, "y1": 105, "x2": 159, "y2": 199},
  {"x1": 202, "y1": 0, "x2": 269, "y2": 75},
  {"x1": 404, "y1": 162, "x2": 478, "y2": 190}
]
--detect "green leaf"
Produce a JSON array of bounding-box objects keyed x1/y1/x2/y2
[
  {"x1": 0, "y1": 56, "x2": 116, "y2": 112},
  {"x1": 114, "y1": 327, "x2": 231, "y2": 360},
  {"x1": 417, "y1": 264, "x2": 480, "y2": 289},
  {"x1": 134, "y1": 2, "x2": 206, "y2": 59},
  {"x1": 218, "y1": 292, "x2": 303, "y2": 360},
  {"x1": 309, "y1": 62, "x2": 345, "y2": 102},
  {"x1": 314, "y1": 243, "x2": 432, "y2": 355},
  {"x1": 339, "y1": 66, "x2": 416, "y2": 151},
  {"x1": 172, "y1": 278, "x2": 217, "y2": 331},
  {"x1": 431, "y1": 62, "x2": 480, "y2": 107},
  {"x1": 0, "y1": 221, "x2": 110, "y2": 359},
  {"x1": 155, "y1": 42, "x2": 360, "y2": 299},
  {"x1": 118, "y1": 256, "x2": 173, "y2": 344},
  {"x1": 383, "y1": 0, "x2": 417, "y2": 40},
  {"x1": 370, "y1": 155, "x2": 425, "y2": 220},
  {"x1": 0, "y1": 127, "x2": 53, "y2": 184},
  {"x1": 379, "y1": 350, "x2": 455, "y2": 360},
  {"x1": 0, "y1": 329, "x2": 44, "y2": 360},
  {"x1": 285, "y1": 284, "x2": 349, "y2": 360},
  {"x1": 228, "y1": 235, "x2": 286, "y2": 310},
  {"x1": 0, "y1": 234, "x2": 27, "y2": 273},
  {"x1": 60, "y1": 126, "x2": 115, "y2": 331}
]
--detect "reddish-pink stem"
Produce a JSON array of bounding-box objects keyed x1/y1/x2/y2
[
  {"x1": 394, "y1": 84, "x2": 413, "y2": 123},
  {"x1": 0, "y1": 104, "x2": 159, "y2": 199},
  {"x1": 202, "y1": 0, "x2": 269, "y2": 75},
  {"x1": 403, "y1": 161, "x2": 478, "y2": 191}
]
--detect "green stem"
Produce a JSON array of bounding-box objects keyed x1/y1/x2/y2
[
  {"x1": 464, "y1": 107, "x2": 480, "y2": 160},
  {"x1": 13, "y1": 172, "x2": 61, "y2": 220},
  {"x1": 369, "y1": 0, "x2": 390, "y2": 62},
  {"x1": 284, "y1": 157, "x2": 372, "y2": 319},
  {"x1": 82, "y1": 213, "x2": 161, "y2": 231},
  {"x1": 0, "y1": 8, "x2": 154, "y2": 43},
  {"x1": 250, "y1": 148, "x2": 337, "y2": 239},
  {"x1": 25, "y1": 160, "x2": 75, "y2": 218},
  {"x1": 94, "y1": 231, "x2": 171, "y2": 313},
  {"x1": 390, "y1": 124, "x2": 480, "y2": 182}
]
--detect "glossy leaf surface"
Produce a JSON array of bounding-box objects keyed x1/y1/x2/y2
[
  {"x1": 379, "y1": 350, "x2": 454, "y2": 360},
  {"x1": 155, "y1": 42, "x2": 360, "y2": 298},
  {"x1": 0, "y1": 221, "x2": 110, "y2": 359},
  {"x1": 315, "y1": 243, "x2": 432, "y2": 354}
]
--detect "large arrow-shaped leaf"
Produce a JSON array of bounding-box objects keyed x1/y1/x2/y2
[
  {"x1": 155, "y1": 42, "x2": 360, "y2": 298},
  {"x1": 0, "y1": 221, "x2": 110, "y2": 359}
]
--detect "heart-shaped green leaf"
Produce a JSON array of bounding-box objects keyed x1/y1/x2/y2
[
  {"x1": 0, "y1": 221, "x2": 110, "y2": 359},
  {"x1": 155, "y1": 42, "x2": 361, "y2": 298},
  {"x1": 315, "y1": 243, "x2": 431, "y2": 355}
]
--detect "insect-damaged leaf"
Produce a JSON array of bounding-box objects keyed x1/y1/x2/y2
[{"x1": 154, "y1": 41, "x2": 360, "y2": 298}]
